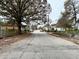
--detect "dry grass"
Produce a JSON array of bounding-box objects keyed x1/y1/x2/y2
[{"x1": 49, "y1": 32, "x2": 79, "y2": 45}]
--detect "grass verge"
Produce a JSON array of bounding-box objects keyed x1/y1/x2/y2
[{"x1": 49, "y1": 32, "x2": 79, "y2": 45}]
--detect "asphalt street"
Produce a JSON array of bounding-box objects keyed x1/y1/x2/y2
[{"x1": 0, "y1": 30, "x2": 79, "y2": 59}]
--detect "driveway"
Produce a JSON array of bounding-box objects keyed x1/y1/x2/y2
[{"x1": 0, "y1": 30, "x2": 79, "y2": 59}]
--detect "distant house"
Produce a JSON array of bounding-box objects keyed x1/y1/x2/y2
[
  {"x1": 50, "y1": 24, "x2": 56, "y2": 29},
  {"x1": 50, "y1": 24, "x2": 65, "y2": 31}
]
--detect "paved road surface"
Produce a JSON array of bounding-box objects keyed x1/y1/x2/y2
[{"x1": 0, "y1": 30, "x2": 79, "y2": 59}]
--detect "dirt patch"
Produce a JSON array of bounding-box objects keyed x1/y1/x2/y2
[{"x1": 0, "y1": 33, "x2": 31, "y2": 47}]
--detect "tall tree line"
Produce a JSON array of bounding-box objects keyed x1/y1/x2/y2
[{"x1": 57, "y1": 0, "x2": 79, "y2": 29}]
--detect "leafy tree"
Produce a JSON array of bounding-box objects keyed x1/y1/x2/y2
[{"x1": 57, "y1": 12, "x2": 73, "y2": 29}]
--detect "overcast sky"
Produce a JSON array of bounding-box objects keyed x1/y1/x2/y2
[
  {"x1": 47, "y1": 0, "x2": 64, "y2": 24},
  {"x1": 0, "y1": 0, "x2": 65, "y2": 24}
]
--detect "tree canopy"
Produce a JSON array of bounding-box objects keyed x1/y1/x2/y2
[{"x1": 0, "y1": 0, "x2": 51, "y2": 34}]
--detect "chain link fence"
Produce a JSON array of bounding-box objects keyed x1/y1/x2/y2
[
  {"x1": 0, "y1": 25, "x2": 17, "y2": 39},
  {"x1": 0, "y1": 26, "x2": 6, "y2": 39}
]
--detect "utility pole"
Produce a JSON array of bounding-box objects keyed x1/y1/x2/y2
[
  {"x1": 47, "y1": 14, "x2": 50, "y2": 31},
  {"x1": 48, "y1": 15, "x2": 50, "y2": 31}
]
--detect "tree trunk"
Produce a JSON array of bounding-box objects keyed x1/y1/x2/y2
[
  {"x1": 13, "y1": 24, "x2": 15, "y2": 30},
  {"x1": 17, "y1": 18, "x2": 22, "y2": 34}
]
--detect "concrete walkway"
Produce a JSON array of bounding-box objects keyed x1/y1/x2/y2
[{"x1": 0, "y1": 30, "x2": 79, "y2": 59}]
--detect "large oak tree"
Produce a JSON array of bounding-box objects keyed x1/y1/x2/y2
[{"x1": 0, "y1": 0, "x2": 47, "y2": 34}]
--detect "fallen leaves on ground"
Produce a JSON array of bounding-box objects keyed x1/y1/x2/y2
[
  {"x1": 0, "y1": 33, "x2": 31, "y2": 47},
  {"x1": 49, "y1": 32, "x2": 79, "y2": 45}
]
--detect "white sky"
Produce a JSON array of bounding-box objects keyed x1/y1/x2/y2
[{"x1": 47, "y1": 0, "x2": 65, "y2": 24}]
